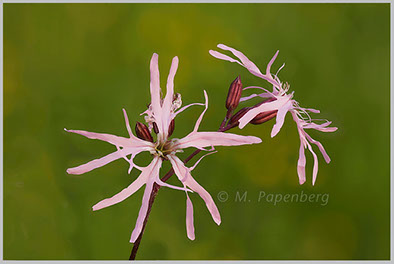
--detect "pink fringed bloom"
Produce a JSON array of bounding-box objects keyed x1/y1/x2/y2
[
  {"x1": 210, "y1": 44, "x2": 337, "y2": 185},
  {"x1": 66, "y1": 53, "x2": 262, "y2": 242}
]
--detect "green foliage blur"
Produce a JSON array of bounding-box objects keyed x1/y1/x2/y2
[{"x1": 4, "y1": 3, "x2": 389, "y2": 260}]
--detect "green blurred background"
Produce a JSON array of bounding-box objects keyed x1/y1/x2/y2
[{"x1": 4, "y1": 3, "x2": 390, "y2": 260}]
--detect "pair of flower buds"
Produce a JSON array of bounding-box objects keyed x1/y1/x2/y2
[
  {"x1": 225, "y1": 76, "x2": 278, "y2": 128},
  {"x1": 135, "y1": 118, "x2": 174, "y2": 142}
]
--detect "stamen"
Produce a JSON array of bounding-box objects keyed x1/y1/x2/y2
[{"x1": 172, "y1": 93, "x2": 182, "y2": 111}]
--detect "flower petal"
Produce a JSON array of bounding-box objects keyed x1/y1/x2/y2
[
  {"x1": 172, "y1": 102, "x2": 205, "y2": 119},
  {"x1": 189, "y1": 151, "x2": 217, "y2": 171},
  {"x1": 130, "y1": 180, "x2": 154, "y2": 243},
  {"x1": 129, "y1": 157, "x2": 162, "y2": 243},
  {"x1": 186, "y1": 194, "x2": 195, "y2": 240},
  {"x1": 266, "y1": 50, "x2": 279, "y2": 76},
  {"x1": 210, "y1": 44, "x2": 280, "y2": 88},
  {"x1": 115, "y1": 146, "x2": 146, "y2": 174},
  {"x1": 67, "y1": 149, "x2": 134, "y2": 175},
  {"x1": 91, "y1": 158, "x2": 157, "y2": 211},
  {"x1": 243, "y1": 85, "x2": 271, "y2": 91},
  {"x1": 175, "y1": 131, "x2": 261, "y2": 150},
  {"x1": 122, "y1": 108, "x2": 134, "y2": 138},
  {"x1": 304, "y1": 108, "x2": 320, "y2": 113},
  {"x1": 304, "y1": 122, "x2": 338, "y2": 132},
  {"x1": 155, "y1": 177, "x2": 192, "y2": 192},
  {"x1": 297, "y1": 142, "x2": 306, "y2": 185},
  {"x1": 217, "y1": 44, "x2": 262, "y2": 75},
  {"x1": 149, "y1": 53, "x2": 161, "y2": 113},
  {"x1": 168, "y1": 155, "x2": 221, "y2": 225},
  {"x1": 271, "y1": 100, "x2": 293, "y2": 138},
  {"x1": 161, "y1": 56, "x2": 179, "y2": 135},
  {"x1": 163, "y1": 56, "x2": 178, "y2": 108},
  {"x1": 305, "y1": 133, "x2": 331, "y2": 164},
  {"x1": 149, "y1": 53, "x2": 164, "y2": 134},
  {"x1": 64, "y1": 128, "x2": 151, "y2": 149},
  {"x1": 240, "y1": 92, "x2": 272, "y2": 102},
  {"x1": 238, "y1": 96, "x2": 291, "y2": 129},
  {"x1": 65, "y1": 128, "x2": 131, "y2": 147},
  {"x1": 306, "y1": 142, "x2": 319, "y2": 186},
  {"x1": 209, "y1": 50, "x2": 242, "y2": 65},
  {"x1": 193, "y1": 90, "x2": 208, "y2": 133}
]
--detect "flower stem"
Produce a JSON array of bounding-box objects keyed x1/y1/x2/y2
[{"x1": 129, "y1": 118, "x2": 231, "y2": 260}]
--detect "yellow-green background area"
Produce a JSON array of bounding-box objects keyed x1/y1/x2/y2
[{"x1": 4, "y1": 3, "x2": 389, "y2": 260}]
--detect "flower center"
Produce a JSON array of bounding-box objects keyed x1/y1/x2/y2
[{"x1": 154, "y1": 140, "x2": 176, "y2": 158}]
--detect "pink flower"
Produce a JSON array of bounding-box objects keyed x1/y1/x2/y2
[
  {"x1": 66, "y1": 53, "x2": 262, "y2": 242},
  {"x1": 210, "y1": 44, "x2": 337, "y2": 185}
]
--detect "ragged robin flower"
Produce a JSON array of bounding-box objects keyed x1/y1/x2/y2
[
  {"x1": 210, "y1": 44, "x2": 338, "y2": 185},
  {"x1": 66, "y1": 53, "x2": 262, "y2": 242}
]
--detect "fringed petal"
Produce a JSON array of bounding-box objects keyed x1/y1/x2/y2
[
  {"x1": 130, "y1": 180, "x2": 154, "y2": 243},
  {"x1": 149, "y1": 53, "x2": 162, "y2": 115},
  {"x1": 240, "y1": 93, "x2": 272, "y2": 102},
  {"x1": 238, "y1": 96, "x2": 291, "y2": 129},
  {"x1": 175, "y1": 131, "x2": 261, "y2": 150},
  {"x1": 169, "y1": 155, "x2": 221, "y2": 225},
  {"x1": 209, "y1": 50, "x2": 242, "y2": 65},
  {"x1": 304, "y1": 133, "x2": 331, "y2": 164},
  {"x1": 172, "y1": 102, "x2": 205, "y2": 119},
  {"x1": 65, "y1": 128, "x2": 132, "y2": 147},
  {"x1": 155, "y1": 177, "x2": 192, "y2": 192},
  {"x1": 64, "y1": 127, "x2": 152, "y2": 149},
  {"x1": 122, "y1": 108, "x2": 136, "y2": 139},
  {"x1": 271, "y1": 100, "x2": 293, "y2": 138},
  {"x1": 129, "y1": 157, "x2": 162, "y2": 243},
  {"x1": 266, "y1": 50, "x2": 279, "y2": 76},
  {"x1": 161, "y1": 56, "x2": 179, "y2": 135},
  {"x1": 91, "y1": 158, "x2": 155, "y2": 210},
  {"x1": 193, "y1": 90, "x2": 208, "y2": 133},
  {"x1": 210, "y1": 44, "x2": 280, "y2": 88},
  {"x1": 306, "y1": 142, "x2": 319, "y2": 186},
  {"x1": 189, "y1": 151, "x2": 217, "y2": 171},
  {"x1": 186, "y1": 194, "x2": 195, "y2": 240},
  {"x1": 149, "y1": 53, "x2": 163, "y2": 134},
  {"x1": 216, "y1": 44, "x2": 262, "y2": 75},
  {"x1": 67, "y1": 149, "x2": 134, "y2": 175},
  {"x1": 297, "y1": 142, "x2": 306, "y2": 185}
]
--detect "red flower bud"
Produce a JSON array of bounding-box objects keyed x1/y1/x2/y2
[
  {"x1": 152, "y1": 122, "x2": 159, "y2": 134},
  {"x1": 225, "y1": 76, "x2": 243, "y2": 116},
  {"x1": 168, "y1": 119, "x2": 175, "y2": 137},
  {"x1": 250, "y1": 110, "x2": 277, "y2": 125},
  {"x1": 249, "y1": 97, "x2": 278, "y2": 125},
  {"x1": 225, "y1": 107, "x2": 252, "y2": 129},
  {"x1": 135, "y1": 122, "x2": 154, "y2": 142}
]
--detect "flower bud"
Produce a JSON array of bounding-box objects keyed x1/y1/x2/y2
[
  {"x1": 249, "y1": 97, "x2": 277, "y2": 125},
  {"x1": 152, "y1": 122, "x2": 159, "y2": 134},
  {"x1": 226, "y1": 107, "x2": 251, "y2": 129},
  {"x1": 168, "y1": 119, "x2": 175, "y2": 137},
  {"x1": 135, "y1": 122, "x2": 154, "y2": 142},
  {"x1": 225, "y1": 76, "x2": 243, "y2": 115},
  {"x1": 250, "y1": 110, "x2": 277, "y2": 125}
]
